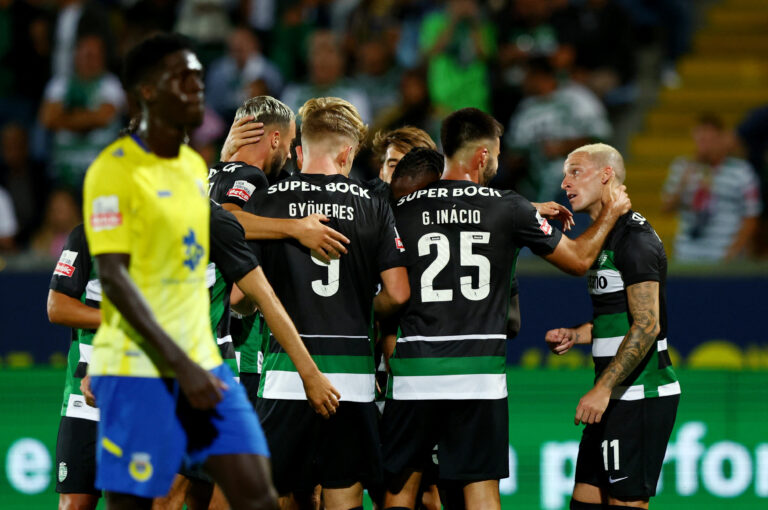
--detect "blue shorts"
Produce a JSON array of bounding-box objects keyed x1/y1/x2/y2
[{"x1": 90, "y1": 364, "x2": 269, "y2": 498}]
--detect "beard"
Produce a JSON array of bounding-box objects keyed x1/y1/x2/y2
[
  {"x1": 480, "y1": 158, "x2": 498, "y2": 186},
  {"x1": 268, "y1": 148, "x2": 288, "y2": 177}
]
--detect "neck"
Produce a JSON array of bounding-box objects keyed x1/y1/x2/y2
[
  {"x1": 441, "y1": 159, "x2": 479, "y2": 183},
  {"x1": 587, "y1": 200, "x2": 604, "y2": 221},
  {"x1": 140, "y1": 115, "x2": 185, "y2": 159},
  {"x1": 230, "y1": 143, "x2": 269, "y2": 170},
  {"x1": 302, "y1": 154, "x2": 345, "y2": 176}
]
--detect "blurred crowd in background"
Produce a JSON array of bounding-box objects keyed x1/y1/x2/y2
[{"x1": 0, "y1": 0, "x2": 765, "y2": 264}]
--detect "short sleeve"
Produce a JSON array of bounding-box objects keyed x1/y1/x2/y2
[
  {"x1": 510, "y1": 197, "x2": 563, "y2": 256},
  {"x1": 82, "y1": 154, "x2": 133, "y2": 255},
  {"x1": 376, "y1": 200, "x2": 407, "y2": 273},
  {"x1": 614, "y1": 230, "x2": 662, "y2": 287},
  {"x1": 43, "y1": 76, "x2": 67, "y2": 102},
  {"x1": 209, "y1": 203, "x2": 260, "y2": 284},
  {"x1": 96, "y1": 74, "x2": 126, "y2": 109},
  {"x1": 50, "y1": 224, "x2": 92, "y2": 299},
  {"x1": 219, "y1": 166, "x2": 269, "y2": 208}
]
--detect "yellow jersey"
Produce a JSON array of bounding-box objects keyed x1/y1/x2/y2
[{"x1": 83, "y1": 134, "x2": 222, "y2": 377}]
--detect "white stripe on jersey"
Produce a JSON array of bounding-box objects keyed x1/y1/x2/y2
[
  {"x1": 392, "y1": 373, "x2": 508, "y2": 400},
  {"x1": 79, "y1": 343, "x2": 94, "y2": 364},
  {"x1": 65, "y1": 394, "x2": 100, "y2": 421},
  {"x1": 262, "y1": 370, "x2": 375, "y2": 402},
  {"x1": 593, "y1": 337, "x2": 668, "y2": 358},
  {"x1": 85, "y1": 279, "x2": 102, "y2": 302},
  {"x1": 611, "y1": 380, "x2": 680, "y2": 401}
]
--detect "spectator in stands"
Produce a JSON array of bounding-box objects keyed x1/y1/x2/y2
[
  {"x1": 662, "y1": 114, "x2": 762, "y2": 262},
  {"x1": 51, "y1": 0, "x2": 113, "y2": 79},
  {"x1": 505, "y1": 57, "x2": 611, "y2": 202},
  {"x1": 39, "y1": 33, "x2": 124, "y2": 191},
  {"x1": 29, "y1": 188, "x2": 80, "y2": 259},
  {"x1": 493, "y1": 0, "x2": 562, "y2": 123},
  {"x1": 281, "y1": 29, "x2": 372, "y2": 123},
  {"x1": 553, "y1": 0, "x2": 637, "y2": 108},
  {"x1": 0, "y1": 0, "x2": 52, "y2": 126},
  {"x1": 0, "y1": 123, "x2": 48, "y2": 247},
  {"x1": 206, "y1": 27, "x2": 283, "y2": 121},
  {"x1": 352, "y1": 37, "x2": 402, "y2": 122},
  {"x1": 420, "y1": 0, "x2": 496, "y2": 113},
  {"x1": 370, "y1": 67, "x2": 442, "y2": 145},
  {"x1": 736, "y1": 105, "x2": 768, "y2": 212}
]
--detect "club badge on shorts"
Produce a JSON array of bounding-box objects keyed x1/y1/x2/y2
[{"x1": 129, "y1": 453, "x2": 153, "y2": 482}]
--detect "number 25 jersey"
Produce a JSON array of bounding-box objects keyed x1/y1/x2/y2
[{"x1": 390, "y1": 180, "x2": 561, "y2": 400}]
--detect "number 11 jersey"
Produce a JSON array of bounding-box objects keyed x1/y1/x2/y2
[
  {"x1": 389, "y1": 180, "x2": 562, "y2": 400},
  {"x1": 244, "y1": 172, "x2": 406, "y2": 402}
]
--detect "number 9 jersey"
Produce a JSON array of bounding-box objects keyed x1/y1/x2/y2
[
  {"x1": 244, "y1": 172, "x2": 406, "y2": 403},
  {"x1": 389, "y1": 180, "x2": 562, "y2": 400}
]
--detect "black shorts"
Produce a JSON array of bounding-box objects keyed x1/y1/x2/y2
[
  {"x1": 55, "y1": 416, "x2": 101, "y2": 496},
  {"x1": 381, "y1": 398, "x2": 509, "y2": 490},
  {"x1": 255, "y1": 398, "x2": 382, "y2": 495},
  {"x1": 575, "y1": 395, "x2": 679, "y2": 501},
  {"x1": 240, "y1": 372, "x2": 261, "y2": 409}
]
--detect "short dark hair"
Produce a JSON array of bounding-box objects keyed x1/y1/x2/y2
[
  {"x1": 696, "y1": 112, "x2": 724, "y2": 131},
  {"x1": 526, "y1": 56, "x2": 555, "y2": 76},
  {"x1": 440, "y1": 108, "x2": 503, "y2": 158},
  {"x1": 122, "y1": 33, "x2": 194, "y2": 92},
  {"x1": 391, "y1": 147, "x2": 443, "y2": 183}
]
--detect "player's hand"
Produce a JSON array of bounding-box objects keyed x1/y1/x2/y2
[
  {"x1": 176, "y1": 360, "x2": 229, "y2": 410},
  {"x1": 574, "y1": 385, "x2": 611, "y2": 425},
  {"x1": 532, "y1": 201, "x2": 575, "y2": 231},
  {"x1": 80, "y1": 374, "x2": 97, "y2": 407},
  {"x1": 302, "y1": 370, "x2": 341, "y2": 419},
  {"x1": 544, "y1": 327, "x2": 577, "y2": 355},
  {"x1": 601, "y1": 175, "x2": 631, "y2": 216},
  {"x1": 297, "y1": 214, "x2": 350, "y2": 262},
  {"x1": 220, "y1": 116, "x2": 265, "y2": 161}
]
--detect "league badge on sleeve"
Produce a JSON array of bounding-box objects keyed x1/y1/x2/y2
[
  {"x1": 394, "y1": 227, "x2": 405, "y2": 252},
  {"x1": 90, "y1": 195, "x2": 122, "y2": 231},
  {"x1": 227, "y1": 180, "x2": 257, "y2": 202},
  {"x1": 535, "y1": 211, "x2": 552, "y2": 235},
  {"x1": 54, "y1": 250, "x2": 78, "y2": 277}
]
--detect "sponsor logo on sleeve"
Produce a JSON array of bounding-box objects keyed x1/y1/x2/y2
[
  {"x1": 394, "y1": 227, "x2": 405, "y2": 252},
  {"x1": 226, "y1": 180, "x2": 257, "y2": 202},
  {"x1": 54, "y1": 250, "x2": 78, "y2": 277},
  {"x1": 535, "y1": 211, "x2": 552, "y2": 235},
  {"x1": 90, "y1": 195, "x2": 122, "y2": 231}
]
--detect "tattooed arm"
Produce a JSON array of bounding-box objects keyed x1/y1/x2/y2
[{"x1": 573, "y1": 281, "x2": 660, "y2": 425}]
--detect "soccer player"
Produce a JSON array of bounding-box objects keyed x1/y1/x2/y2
[
  {"x1": 544, "y1": 143, "x2": 680, "y2": 510},
  {"x1": 48, "y1": 224, "x2": 102, "y2": 510},
  {"x1": 245, "y1": 97, "x2": 410, "y2": 510},
  {"x1": 382, "y1": 108, "x2": 630, "y2": 510},
  {"x1": 208, "y1": 96, "x2": 350, "y2": 406},
  {"x1": 373, "y1": 126, "x2": 438, "y2": 185},
  {"x1": 82, "y1": 33, "x2": 277, "y2": 510}
]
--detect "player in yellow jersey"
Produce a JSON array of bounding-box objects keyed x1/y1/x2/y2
[{"x1": 82, "y1": 33, "x2": 277, "y2": 510}]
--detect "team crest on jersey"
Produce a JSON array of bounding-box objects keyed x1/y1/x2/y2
[
  {"x1": 54, "y1": 250, "x2": 78, "y2": 277},
  {"x1": 535, "y1": 211, "x2": 552, "y2": 235},
  {"x1": 227, "y1": 180, "x2": 256, "y2": 202},
  {"x1": 598, "y1": 251, "x2": 609, "y2": 267},
  {"x1": 183, "y1": 229, "x2": 204, "y2": 270},
  {"x1": 128, "y1": 453, "x2": 153, "y2": 482},
  {"x1": 90, "y1": 195, "x2": 122, "y2": 231},
  {"x1": 58, "y1": 462, "x2": 68, "y2": 482}
]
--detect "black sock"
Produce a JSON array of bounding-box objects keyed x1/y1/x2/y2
[{"x1": 384, "y1": 507, "x2": 412, "y2": 510}]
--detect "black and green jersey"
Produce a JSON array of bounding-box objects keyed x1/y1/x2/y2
[
  {"x1": 50, "y1": 224, "x2": 101, "y2": 421},
  {"x1": 588, "y1": 210, "x2": 679, "y2": 400},
  {"x1": 245, "y1": 173, "x2": 406, "y2": 403},
  {"x1": 209, "y1": 201, "x2": 261, "y2": 378},
  {"x1": 236, "y1": 312, "x2": 268, "y2": 374},
  {"x1": 389, "y1": 181, "x2": 562, "y2": 400}
]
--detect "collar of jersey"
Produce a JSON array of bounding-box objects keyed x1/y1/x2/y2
[{"x1": 130, "y1": 133, "x2": 151, "y2": 154}]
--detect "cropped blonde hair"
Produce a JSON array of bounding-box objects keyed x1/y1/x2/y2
[
  {"x1": 569, "y1": 143, "x2": 626, "y2": 184},
  {"x1": 299, "y1": 97, "x2": 368, "y2": 154}
]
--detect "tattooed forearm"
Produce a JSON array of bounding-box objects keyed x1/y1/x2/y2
[{"x1": 596, "y1": 281, "x2": 660, "y2": 389}]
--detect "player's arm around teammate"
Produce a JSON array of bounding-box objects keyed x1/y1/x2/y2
[{"x1": 543, "y1": 175, "x2": 631, "y2": 275}]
